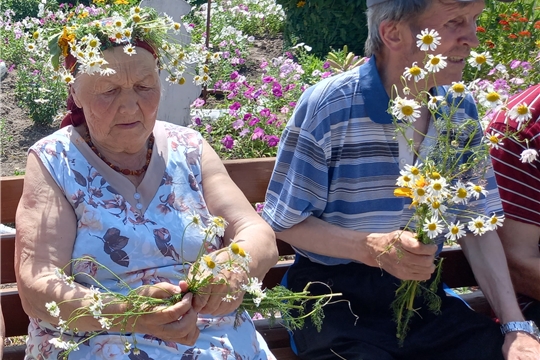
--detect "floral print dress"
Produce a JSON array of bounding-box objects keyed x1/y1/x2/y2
[{"x1": 25, "y1": 121, "x2": 275, "y2": 360}]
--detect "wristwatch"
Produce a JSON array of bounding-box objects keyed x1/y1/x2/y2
[{"x1": 500, "y1": 321, "x2": 540, "y2": 342}]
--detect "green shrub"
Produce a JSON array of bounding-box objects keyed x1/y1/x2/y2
[
  {"x1": 0, "y1": 0, "x2": 42, "y2": 21},
  {"x1": 276, "y1": 0, "x2": 368, "y2": 58}
]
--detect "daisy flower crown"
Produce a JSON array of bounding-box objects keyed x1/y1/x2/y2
[{"x1": 49, "y1": 2, "x2": 218, "y2": 86}]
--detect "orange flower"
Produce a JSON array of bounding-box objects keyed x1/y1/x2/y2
[
  {"x1": 485, "y1": 40, "x2": 495, "y2": 48},
  {"x1": 535, "y1": 21, "x2": 540, "y2": 29},
  {"x1": 297, "y1": 0, "x2": 306, "y2": 7},
  {"x1": 476, "y1": 26, "x2": 486, "y2": 33},
  {"x1": 519, "y1": 30, "x2": 531, "y2": 37},
  {"x1": 499, "y1": 20, "x2": 509, "y2": 26},
  {"x1": 519, "y1": 17, "x2": 528, "y2": 22},
  {"x1": 58, "y1": 27, "x2": 76, "y2": 57},
  {"x1": 114, "y1": 0, "x2": 129, "y2": 4},
  {"x1": 508, "y1": 33, "x2": 518, "y2": 39},
  {"x1": 394, "y1": 187, "x2": 412, "y2": 198}
]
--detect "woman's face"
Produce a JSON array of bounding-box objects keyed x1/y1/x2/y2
[{"x1": 71, "y1": 46, "x2": 161, "y2": 154}]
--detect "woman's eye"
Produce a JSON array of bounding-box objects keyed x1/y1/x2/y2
[{"x1": 103, "y1": 88, "x2": 117, "y2": 95}]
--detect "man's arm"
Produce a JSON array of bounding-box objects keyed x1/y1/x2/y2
[
  {"x1": 276, "y1": 216, "x2": 437, "y2": 281},
  {"x1": 497, "y1": 218, "x2": 540, "y2": 300}
]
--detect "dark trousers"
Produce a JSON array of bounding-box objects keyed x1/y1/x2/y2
[
  {"x1": 519, "y1": 294, "x2": 540, "y2": 326},
  {"x1": 285, "y1": 255, "x2": 504, "y2": 360}
]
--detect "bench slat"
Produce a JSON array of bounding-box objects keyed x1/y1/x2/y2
[
  {"x1": 222, "y1": 158, "x2": 275, "y2": 204},
  {"x1": 0, "y1": 176, "x2": 24, "y2": 224},
  {"x1": 1, "y1": 234, "x2": 17, "y2": 284}
]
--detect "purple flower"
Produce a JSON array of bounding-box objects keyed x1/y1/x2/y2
[
  {"x1": 509, "y1": 60, "x2": 521, "y2": 69},
  {"x1": 260, "y1": 108, "x2": 271, "y2": 117},
  {"x1": 192, "y1": 117, "x2": 202, "y2": 126},
  {"x1": 205, "y1": 124, "x2": 212, "y2": 133},
  {"x1": 265, "y1": 135, "x2": 280, "y2": 147},
  {"x1": 219, "y1": 40, "x2": 228, "y2": 47},
  {"x1": 266, "y1": 114, "x2": 277, "y2": 125},
  {"x1": 229, "y1": 102, "x2": 242, "y2": 111},
  {"x1": 230, "y1": 71, "x2": 239, "y2": 80},
  {"x1": 321, "y1": 72, "x2": 332, "y2": 79},
  {"x1": 323, "y1": 61, "x2": 330, "y2": 69},
  {"x1": 192, "y1": 98, "x2": 205, "y2": 108},
  {"x1": 289, "y1": 101, "x2": 297, "y2": 107},
  {"x1": 249, "y1": 117, "x2": 260, "y2": 126},
  {"x1": 255, "y1": 203, "x2": 265, "y2": 213},
  {"x1": 272, "y1": 88, "x2": 283, "y2": 97},
  {"x1": 222, "y1": 51, "x2": 230, "y2": 59},
  {"x1": 244, "y1": 113, "x2": 253, "y2": 121},
  {"x1": 232, "y1": 119, "x2": 244, "y2": 130},
  {"x1": 521, "y1": 62, "x2": 532, "y2": 71},
  {"x1": 260, "y1": 61, "x2": 268, "y2": 69},
  {"x1": 252, "y1": 127, "x2": 265, "y2": 140},
  {"x1": 221, "y1": 135, "x2": 234, "y2": 149},
  {"x1": 262, "y1": 76, "x2": 275, "y2": 83},
  {"x1": 239, "y1": 128, "x2": 249, "y2": 137}
]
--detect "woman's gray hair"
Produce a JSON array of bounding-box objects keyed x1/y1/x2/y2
[{"x1": 364, "y1": 0, "x2": 430, "y2": 57}]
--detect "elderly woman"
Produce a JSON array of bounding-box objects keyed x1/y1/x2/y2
[{"x1": 14, "y1": 6, "x2": 278, "y2": 360}]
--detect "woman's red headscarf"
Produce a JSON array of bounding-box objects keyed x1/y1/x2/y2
[{"x1": 60, "y1": 40, "x2": 158, "y2": 128}]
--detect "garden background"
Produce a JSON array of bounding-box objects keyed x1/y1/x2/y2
[{"x1": 0, "y1": 0, "x2": 539, "y2": 178}]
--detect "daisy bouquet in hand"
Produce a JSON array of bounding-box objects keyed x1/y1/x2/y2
[
  {"x1": 45, "y1": 216, "x2": 342, "y2": 358},
  {"x1": 388, "y1": 29, "x2": 505, "y2": 344}
]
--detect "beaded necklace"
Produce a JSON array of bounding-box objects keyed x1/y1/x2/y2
[{"x1": 84, "y1": 124, "x2": 154, "y2": 176}]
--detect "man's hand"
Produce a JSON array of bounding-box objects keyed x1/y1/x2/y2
[
  {"x1": 365, "y1": 230, "x2": 437, "y2": 280},
  {"x1": 503, "y1": 332, "x2": 540, "y2": 360}
]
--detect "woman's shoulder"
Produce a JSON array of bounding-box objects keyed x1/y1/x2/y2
[
  {"x1": 30, "y1": 126, "x2": 77, "y2": 151},
  {"x1": 155, "y1": 120, "x2": 202, "y2": 138}
]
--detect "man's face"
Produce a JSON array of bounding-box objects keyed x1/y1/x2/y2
[{"x1": 403, "y1": 0, "x2": 485, "y2": 86}]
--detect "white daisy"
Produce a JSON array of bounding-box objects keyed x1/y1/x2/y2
[
  {"x1": 396, "y1": 173, "x2": 413, "y2": 187},
  {"x1": 123, "y1": 44, "x2": 137, "y2": 56},
  {"x1": 467, "y1": 182, "x2": 488, "y2": 200},
  {"x1": 468, "y1": 216, "x2": 488, "y2": 236},
  {"x1": 487, "y1": 214, "x2": 504, "y2": 231},
  {"x1": 484, "y1": 131, "x2": 504, "y2": 150},
  {"x1": 98, "y1": 317, "x2": 113, "y2": 329},
  {"x1": 425, "y1": 54, "x2": 447, "y2": 73},
  {"x1": 467, "y1": 51, "x2": 493, "y2": 70},
  {"x1": 508, "y1": 102, "x2": 533, "y2": 125},
  {"x1": 403, "y1": 163, "x2": 423, "y2": 181},
  {"x1": 477, "y1": 88, "x2": 505, "y2": 109},
  {"x1": 423, "y1": 215, "x2": 444, "y2": 239},
  {"x1": 427, "y1": 177, "x2": 449, "y2": 197},
  {"x1": 200, "y1": 254, "x2": 222, "y2": 277},
  {"x1": 428, "y1": 199, "x2": 447, "y2": 215},
  {"x1": 412, "y1": 185, "x2": 428, "y2": 204},
  {"x1": 451, "y1": 181, "x2": 470, "y2": 205},
  {"x1": 403, "y1": 62, "x2": 427, "y2": 82},
  {"x1": 448, "y1": 82, "x2": 469, "y2": 98},
  {"x1": 45, "y1": 301, "x2": 60, "y2": 318},
  {"x1": 445, "y1": 221, "x2": 466, "y2": 241},
  {"x1": 520, "y1": 148, "x2": 538, "y2": 163},
  {"x1": 391, "y1": 96, "x2": 421, "y2": 123},
  {"x1": 427, "y1": 95, "x2": 444, "y2": 111},
  {"x1": 416, "y1": 29, "x2": 441, "y2": 51}
]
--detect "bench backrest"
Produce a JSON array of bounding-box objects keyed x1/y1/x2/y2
[{"x1": 0, "y1": 157, "x2": 478, "y2": 339}]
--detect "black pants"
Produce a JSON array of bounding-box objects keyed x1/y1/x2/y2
[
  {"x1": 519, "y1": 294, "x2": 540, "y2": 326},
  {"x1": 285, "y1": 256, "x2": 504, "y2": 360}
]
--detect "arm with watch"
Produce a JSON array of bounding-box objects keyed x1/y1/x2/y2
[{"x1": 458, "y1": 231, "x2": 540, "y2": 359}]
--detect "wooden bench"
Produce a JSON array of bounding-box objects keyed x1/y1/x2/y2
[{"x1": 1, "y1": 157, "x2": 489, "y2": 360}]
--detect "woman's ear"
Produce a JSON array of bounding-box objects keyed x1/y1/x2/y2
[
  {"x1": 379, "y1": 20, "x2": 407, "y2": 53},
  {"x1": 70, "y1": 85, "x2": 82, "y2": 108}
]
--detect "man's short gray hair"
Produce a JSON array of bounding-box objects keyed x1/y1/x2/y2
[{"x1": 364, "y1": 0, "x2": 432, "y2": 57}]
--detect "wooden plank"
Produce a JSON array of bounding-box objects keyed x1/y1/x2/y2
[
  {"x1": 1, "y1": 233, "x2": 17, "y2": 284},
  {"x1": 222, "y1": 158, "x2": 275, "y2": 204},
  {"x1": 1, "y1": 293, "x2": 28, "y2": 338},
  {"x1": 0, "y1": 176, "x2": 24, "y2": 224},
  {"x1": 440, "y1": 247, "x2": 477, "y2": 288},
  {"x1": 3, "y1": 345, "x2": 26, "y2": 360}
]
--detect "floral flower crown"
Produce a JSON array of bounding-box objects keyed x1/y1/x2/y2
[{"x1": 48, "y1": 1, "x2": 218, "y2": 86}]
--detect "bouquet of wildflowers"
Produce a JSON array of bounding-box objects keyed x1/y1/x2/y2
[
  {"x1": 387, "y1": 29, "x2": 507, "y2": 343},
  {"x1": 45, "y1": 216, "x2": 342, "y2": 358}
]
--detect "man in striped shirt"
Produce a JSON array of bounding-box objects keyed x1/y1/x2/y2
[
  {"x1": 487, "y1": 84, "x2": 540, "y2": 325},
  {"x1": 262, "y1": 0, "x2": 540, "y2": 359}
]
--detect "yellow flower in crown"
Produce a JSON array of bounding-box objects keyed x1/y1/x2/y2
[{"x1": 48, "y1": 2, "x2": 212, "y2": 86}]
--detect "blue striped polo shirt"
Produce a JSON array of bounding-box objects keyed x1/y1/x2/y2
[{"x1": 262, "y1": 56, "x2": 502, "y2": 266}]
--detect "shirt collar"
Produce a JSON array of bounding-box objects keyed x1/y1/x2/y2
[{"x1": 360, "y1": 55, "x2": 393, "y2": 124}]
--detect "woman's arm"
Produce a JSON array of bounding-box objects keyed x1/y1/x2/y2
[
  {"x1": 15, "y1": 152, "x2": 198, "y2": 344},
  {"x1": 192, "y1": 140, "x2": 279, "y2": 314}
]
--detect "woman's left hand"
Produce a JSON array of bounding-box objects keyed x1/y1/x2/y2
[{"x1": 191, "y1": 266, "x2": 248, "y2": 316}]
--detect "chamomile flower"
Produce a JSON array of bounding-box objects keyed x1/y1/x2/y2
[
  {"x1": 98, "y1": 317, "x2": 113, "y2": 329},
  {"x1": 468, "y1": 216, "x2": 488, "y2": 236},
  {"x1": 391, "y1": 96, "x2": 421, "y2": 123},
  {"x1": 49, "y1": 338, "x2": 70, "y2": 350},
  {"x1": 487, "y1": 214, "x2": 504, "y2": 230},
  {"x1": 403, "y1": 163, "x2": 423, "y2": 181},
  {"x1": 477, "y1": 88, "x2": 505, "y2": 109},
  {"x1": 210, "y1": 216, "x2": 228, "y2": 237},
  {"x1": 427, "y1": 177, "x2": 449, "y2": 197},
  {"x1": 46, "y1": 301, "x2": 60, "y2": 318},
  {"x1": 396, "y1": 173, "x2": 413, "y2": 187},
  {"x1": 428, "y1": 199, "x2": 448, "y2": 214},
  {"x1": 484, "y1": 131, "x2": 504, "y2": 150},
  {"x1": 425, "y1": 54, "x2": 447, "y2": 73},
  {"x1": 123, "y1": 44, "x2": 136, "y2": 56},
  {"x1": 508, "y1": 102, "x2": 533, "y2": 125},
  {"x1": 187, "y1": 212, "x2": 203, "y2": 228},
  {"x1": 56, "y1": 319, "x2": 69, "y2": 334},
  {"x1": 25, "y1": 42, "x2": 37, "y2": 52},
  {"x1": 411, "y1": 184, "x2": 428, "y2": 204},
  {"x1": 416, "y1": 29, "x2": 441, "y2": 51},
  {"x1": 445, "y1": 221, "x2": 466, "y2": 241},
  {"x1": 451, "y1": 181, "x2": 470, "y2": 205},
  {"x1": 222, "y1": 294, "x2": 238, "y2": 302},
  {"x1": 520, "y1": 148, "x2": 538, "y2": 163},
  {"x1": 403, "y1": 62, "x2": 427, "y2": 82},
  {"x1": 85, "y1": 34, "x2": 101, "y2": 49},
  {"x1": 467, "y1": 51, "x2": 493, "y2": 70},
  {"x1": 448, "y1": 82, "x2": 468, "y2": 98},
  {"x1": 423, "y1": 215, "x2": 444, "y2": 239},
  {"x1": 201, "y1": 254, "x2": 222, "y2": 277},
  {"x1": 427, "y1": 94, "x2": 444, "y2": 111},
  {"x1": 467, "y1": 182, "x2": 488, "y2": 200}
]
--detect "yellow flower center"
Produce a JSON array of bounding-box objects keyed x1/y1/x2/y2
[
  {"x1": 134, "y1": 7, "x2": 141, "y2": 13},
  {"x1": 64, "y1": 76, "x2": 73, "y2": 83},
  {"x1": 516, "y1": 104, "x2": 529, "y2": 115},
  {"x1": 115, "y1": 32, "x2": 123, "y2": 39},
  {"x1": 451, "y1": 226, "x2": 459, "y2": 235},
  {"x1": 32, "y1": 31, "x2": 39, "y2": 39},
  {"x1": 474, "y1": 221, "x2": 484, "y2": 229},
  {"x1": 124, "y1": 29, "x2": 132, "y2": 37},
  {"x1": 433, "y1": 183, "x2": 442, "y2": 191},
  {"x1": 178, "y1": 77, "x2": 186, "y2": 85},
  {"x1": 422, "y1": 34, "x2": 434, "y2": 45},
  {"x1": 403, "y1": 175, "x2": 411, "y2": 182},
  {"x1": 457, "y1": 188, "x2": 468, "y2": 198},
  {"x1": 430, "y1": 57, "x2": 440, "y2": 65},
  {"x1": 490, "y1": 217, "x2": 498, "y2": 225},
  {"x1": 489, "y1": 135, "x2": 500, "y2": 144},
  {"x1": 115, "y1": 20, "x2": 123, "y2": 27},
  {"x1": 452, "y1": 83, "x2": 465, "y2": 93},
  {"x1": 89, "y1": 39, "x2": 98, "y2": 48},
  {"x1": 486, "y1": 91, "x2": 500, "y2": 102},
  {"x1": 132, "y1": 14, "x2": 141, "y2": 23},
  {"x1": 174, "y1": 23, "x2": 181, "y2": 30},
  {"x1": 402, "y1": 105, "x2": 414, "y2": 116},
  {"x1": 238, "y1": 248, "x2": 246, "y2": 257},
  {"x1": 475, "y1": 55, "x2": 486, "y2": 64},
  {"x1": 203, "y1": 255, "x2": 216, "y2": 269},
  {"x1": 432, "y1": 201, "x2": 441, "y2": 209},
  {"x1": 473, "y1": 185, "x2": 482, "y2": 193},
  {"x1": 416, "y1": 188, "x2": 426, "y2": 197},
  {"x1": 409, "y1": 66, "x2": 422, "y2": 76},
  {"x1": 430, "y1": 172, "x2": 441, "y2": 180},
  {"x1": 410, "y1": 167, "x2": 420, "y2": 176},
  {"x1": 230, "y1": 243, "x2": 241, "y2": 255},
  {"x1": 428, "y1": 223, "x2": 437, "y2": 231}
]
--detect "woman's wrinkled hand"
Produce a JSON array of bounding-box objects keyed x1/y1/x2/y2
[{"x1": 130, "y1": 281, "x2": 199, "y2": 345}]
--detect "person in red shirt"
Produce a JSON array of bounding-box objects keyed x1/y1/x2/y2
[{"x1": 487, "y1": 84, "x2": 540, "y2": 325}]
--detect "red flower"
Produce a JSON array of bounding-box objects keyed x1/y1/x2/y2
[
  {"x1": 508, "y1": 33, "x2": 518, "y2": 39},
  {"x1": 476, "y1": 26, "x2": 486, "y2": 33},
  {"x1": 519, "y1": 30, "x2": 531, "y2": 37},
  {"x1": 499, "y1": 20, "x2": 509, "y2": 26},
  {"x1": 535, "y1": 21, "x2": 540, "y2": 29},
  {"x1": 485, "y1": 40, "x2": 495, "y2": 49},
  {"x1": 519, "y1": 17, "x2": 528, "y2": 22}
]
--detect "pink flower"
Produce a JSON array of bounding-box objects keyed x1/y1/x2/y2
[
  {"x1": 252, "y1": 127, "x2": 265, "y2": 140},
  {"x1": 221, "y1": 135, "x2": 234, "y2": 149}
]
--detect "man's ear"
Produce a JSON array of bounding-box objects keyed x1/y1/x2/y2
[{"x1": 379, "y1": 20, "x2": 407, "y2": 53}]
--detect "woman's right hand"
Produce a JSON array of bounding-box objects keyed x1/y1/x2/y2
[{"x1": 131, "y1": 281, "x2": 199, "y2": 345}]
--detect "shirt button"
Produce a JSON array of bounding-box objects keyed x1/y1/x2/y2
[
  {"x1": 134, "y1": 193, "x2": 141, "y2": 200},
  {"x1": 136, "y1": 203, "x2": 143, "y2": 210},
  {"x1": 400, "y1": 159, "x2": 406, "y2": 164}
]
